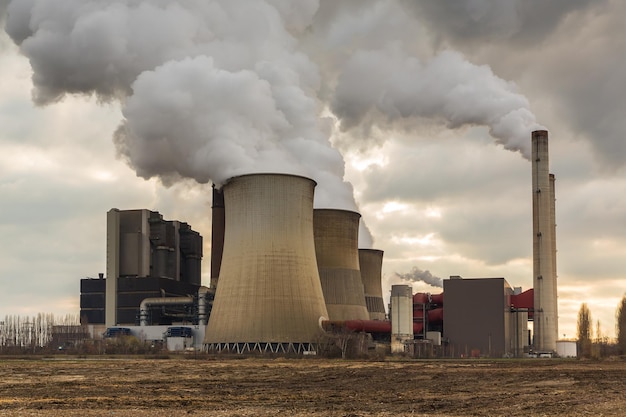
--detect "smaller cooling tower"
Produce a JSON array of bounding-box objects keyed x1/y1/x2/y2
[
  {"x1": 314, "y1": 209, "x2": 370, "y2": 321},
  {"x1": 358, "y1": 249, "x2": 386, "y2": 320},
  {"x1": 210, "y1": 184, "x2": 225, "y2": 290},
  {"x1": 204, "y1": 174, "x2": 329, "y2": 354}
]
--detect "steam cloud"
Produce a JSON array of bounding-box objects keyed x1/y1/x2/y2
[
  {"x1": 3, "y1": 0, "x2": 543, "y2": 247},
  {"x1": 395, "y1": 267, "x2": 443, "y2": 288}
]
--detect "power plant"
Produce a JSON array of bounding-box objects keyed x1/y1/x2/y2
[{"x1": 79, "y1": 130, "x2": 560, "y2": 357}]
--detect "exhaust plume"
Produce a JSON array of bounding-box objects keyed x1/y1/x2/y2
[
  {"x1": 4, "y1": 0, "x2": 543, "y2": 248},
  {"x1": 395, "y1": 267, "x2": 443, "y2": 288}
]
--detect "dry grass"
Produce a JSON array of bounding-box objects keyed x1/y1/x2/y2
[{"x1": 0, "y1": 356, "x2": 624, "y2": 416}]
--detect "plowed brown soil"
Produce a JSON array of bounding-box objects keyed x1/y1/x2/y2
[{"x1": 0, "y1": 356, "x2": 624, "y2": 416}]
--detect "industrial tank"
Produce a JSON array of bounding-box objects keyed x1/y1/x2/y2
[
  {"x1": 204, "y1": 174, "x2": 329, "y2": 354},
  {"x1": 358, "y1": 249, "x2": 386, "y2": 320},
  {"x1": 391, "y1": 284, "x2": 414, "y2": 353},
  {"x1": 314, "y1": 209, "x2": 370, "y2": 321}
]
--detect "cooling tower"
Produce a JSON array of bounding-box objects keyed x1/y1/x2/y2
[
  {"x1": 204, "y1": 174, "x2": 329, "y2": 354},
  {"x1": 314, "y1": 209, "x2": 370, "y2": 321},
  {"x1": 531, "y1": 130, "x2": 558, "y2": 352},
  {"x1": 210, "y1": 184, "x2": 225, "y2": 289},
  {"x1": 358, "y1": 249, "x2": 386, "y2": 320}
]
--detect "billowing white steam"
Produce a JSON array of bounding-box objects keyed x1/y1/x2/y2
[
  {"x1": 3, "y1": 0, "x2": 543, "y2": 247},
  {"x1": 395, "y1": 267, "x2": 443, "y2": 288},
  {"x1": 332, "y1": 49, "x2": 541, "y2": 158}
]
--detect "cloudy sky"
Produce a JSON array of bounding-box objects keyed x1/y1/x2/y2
[{"x1": 1, "y1": 0, "x2": 625, "y2": 340}]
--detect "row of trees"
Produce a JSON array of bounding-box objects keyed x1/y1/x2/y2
[
  {"x1": 576, "y1": 296, "x2": 626, "y2": 358},
  {"x1": 0, "y1": 313, "x2": 81, "y2": 351}
]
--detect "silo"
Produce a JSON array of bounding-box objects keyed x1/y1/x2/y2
[
  {"x1": 391, "y1": 284, "x2": 413, "y2": 353},
  {"x1": 314, "y1": 209, "x2": 370, "y2": 321},
  {"x1": 531, "y1": 130, "x2": 558, "y2": 352},
  {"x1": 358, "y1": 249, "x2": 386, "y2": 320},
  {"x1": 203, "y1": 174, "x2": 328, "y2": 354}
]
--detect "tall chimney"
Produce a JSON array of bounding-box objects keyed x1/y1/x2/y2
[
  {"x1": 204, "y1": 174, "x2": 328, "y2": 354},
  {"x1": 531, "y1": 130, "x2": 558, "y2": 352},
  {"x1": 314, "y1": 209, "x2": 370, "y2": 321},
  {"x1": 210, "y1": 184, "x2": 225, "y2": 290}
]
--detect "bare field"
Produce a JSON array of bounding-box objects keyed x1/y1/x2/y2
[{"x1": 0, "y1": 356, "x2": 624, "y2": 416}]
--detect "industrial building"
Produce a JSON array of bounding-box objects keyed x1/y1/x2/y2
[
  {"x1": 314, "y1": 209, "x2": 370, "y2": 321},
  {"x1": 443, "y1": 277, "x2": 529, "y2": 358},
  {"x1": 81, "y1": 130, "x2": 558, "y2": 356},
  {"x1": 80, "y1": 209, "x2": 205, "y2": 328}
]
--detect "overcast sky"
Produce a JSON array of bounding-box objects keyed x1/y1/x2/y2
[{"x1": 1, "y1": 0, "x2": 625, "y2": 340}]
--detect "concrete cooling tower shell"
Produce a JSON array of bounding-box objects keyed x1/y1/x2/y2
[
  {"x1": 204, "y1": 174, "x2": 329, "y2": 354},
  {"x1": 314, "y1": 209, "x2": 370, "y2": 321},
  {"x1": 358, "y1": 249, "x2": 386, "y2": 320}
]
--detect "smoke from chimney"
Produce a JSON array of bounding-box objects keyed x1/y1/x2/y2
[
  {"x1": 3, "y1": 0, "x2": 542, "y2": 248},
  {"x1": 394, "y1": 267, "x2": 443, "y2": 288}
]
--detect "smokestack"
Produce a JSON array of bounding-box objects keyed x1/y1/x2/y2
[
  {"x1": 210, "y1": 184, "x2": 225, "y2": 290},
  {"x1": 204, "y1": 174, "x2": 328, "y2": 354},
  {"x1": 358, "y1": 249, "x2": 386, "y2": 320},
  {"x1": 314, "y1": 209, "x2": 370, "y2": 321},
  {"x1": 550, "y1": 173, "x2": 558, "y2": 340},
  {"x1": 531, "y1": 130, "x2": 558, "y2": 352}
]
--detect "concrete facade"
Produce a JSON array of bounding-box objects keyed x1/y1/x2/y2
[
  {"x1": 204, "y1": 174, "x2": 329, "y2": 353},
  {"x1": 358, "y1": 249, "x2": 386, "y2": 321},
  {"x1": 314, "y1": 209, "x2": 370, "y2": 321}
]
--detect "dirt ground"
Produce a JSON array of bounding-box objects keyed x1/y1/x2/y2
[{"x1": 0, "y1": 356, "x2": 625, "y2": 416}]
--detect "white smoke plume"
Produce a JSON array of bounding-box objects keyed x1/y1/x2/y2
[
  {"x1": 395, "y1": 267, "x2": 443, "y2": 288},
  {"x1": 3, "y1": 0, "x2": 543, "y2": 247},
  {"x1": 331, "y1": 49, "x2": 541, "y2": 158}
]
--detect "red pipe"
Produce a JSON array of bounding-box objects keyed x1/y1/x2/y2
[
  {"x1": 430, "y1": 292, "x2": 444, "y2": 305},
  {"x1": 413, "y1": 292, "x2": 429, "y2": 304}
]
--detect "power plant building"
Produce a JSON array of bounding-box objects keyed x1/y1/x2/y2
[
  {"x1": 443, "y1": 277, "x2": 528, "y2": 357},
  {"x1": 204, "y1": 174, "x2": 329, "y2": 354},
  {"x1": 80, "y1": 209, "x2": 203, "y2": 327}
]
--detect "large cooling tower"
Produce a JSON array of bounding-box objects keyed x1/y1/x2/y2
[
  {"x1": 358, "y1": 249, "x2": 386, "y2": 320},
  {"x1": 314, "y1": 209, "x2": 370, "y2": 321},
  {"x1": 204, "y1": 174, "x2": 329, "y2": 354},
  {"x1": 531, "y1": 130, "x2": 558, "y2": 352}
]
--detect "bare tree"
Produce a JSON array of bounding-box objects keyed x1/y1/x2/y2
[
  {"x1": 577, "y1": 303, "x2": 592, "y2": 358},
  {"x1": 617, "y1": 296, "x2": 626, "y2": 355}
]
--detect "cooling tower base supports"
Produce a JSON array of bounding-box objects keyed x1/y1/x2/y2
[{"x1": 205, "y1": 342, "x2": 318, "y2": 355}]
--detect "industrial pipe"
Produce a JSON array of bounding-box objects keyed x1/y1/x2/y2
[
  {"x1": 139, "y1": 297, "x2": 193, "y2": 326},
  {"x1": 197, "y1": 286, "x2": 211, "y2": 326}
]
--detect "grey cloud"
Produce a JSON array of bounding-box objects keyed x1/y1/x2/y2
[{"x1": 403, "y1": 0, "x2": 602, "y2": 47}]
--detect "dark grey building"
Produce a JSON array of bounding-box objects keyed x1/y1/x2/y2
[
  {"x1": 80, "y1": 209, "x2": 203, "y2": 327},
  {"x1": 443, "y1": 277, "x2": 528, "y2": 358}
]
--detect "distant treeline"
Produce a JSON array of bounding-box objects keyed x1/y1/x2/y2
[{"x1": 0, "y1": 313, "x2": 81, "y2": 350}]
